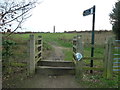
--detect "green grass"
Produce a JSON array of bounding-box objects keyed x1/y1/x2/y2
[
  {"x1": 43, "y1": 41, "x2": 53, "y2": 51},
  {"x1": 10, "y1": 62, "x2": 27, "y2": 67},
  {"x1": 63, "y1": 48, "x2": 73, "y2": 61},
  {"x1": 83, "y1": 47, "x2": 104, "y2": 67},
  {"x1": 40, "y1": 33, "x2": 75, "y2": 48},
  {"x1": 78, "y1": 73, "x2": 118, "y2": 88}
]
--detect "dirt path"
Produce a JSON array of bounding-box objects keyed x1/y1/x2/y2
[
  {"x1": 46, "y1": 44, "x2": 65, "y2": 60},
  {"x1": 15, "y1": 42, "x2": 82, "y2": 88},
  {"x1": 16, "y1": 74, "x2": 81, "y2": 88}
]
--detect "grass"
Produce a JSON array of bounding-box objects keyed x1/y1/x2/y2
[
  {"x1": 10, "y1": 62, "x2": 27, "y2": 67},
  {"x1": 43, "y1": 41, "x2": 53, "y2": 51},
  {"x1": 63, "y1": 48, "x2": 73, "y2": 61},
  {"x1": 83, "y1": 47, "x2": 104, "y2": 67},
  {"x1": 78, "y1": 73, "x2": 118, "y2": 88},
  {"x1": 41, "y1": 33, "x2": 74, "y2": 48}
]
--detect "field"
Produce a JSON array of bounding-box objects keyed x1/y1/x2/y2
[
  {"x1": 9, "y1": 31, "x2": 114, "y2": 59},
  {"x1": 10, "y1": 31, "x2": 114, "y2": 65},
  {"x1": 2, "y1": 31, "x2": 119, "y2": 88}
]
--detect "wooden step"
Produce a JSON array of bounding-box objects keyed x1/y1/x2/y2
[
  {"x1": 36, "y1": 66, "x2": 75, "y2": 76},
  {"x1": 37, "y1": 66, "x2": 75, "y2": 69},
  {"x1": 37, "y1": 60, "x2": 75, "y2": 67}
]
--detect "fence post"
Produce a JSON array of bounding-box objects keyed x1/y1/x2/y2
[
  {"x1": 75, "y1": 35, "x2": 83, "y2": 80},
  {"x1": 28, "y1": 35, "x2": 35, "y2": 75},
  {"x1": 103, "y1": 41, "x2": 108, "y2": 78},
  {"x1": 103, "y1": 37, "x2": 114, "y2": 79},
  {"x1": 107, "y1": 37, "x2": 113, "y2": 79}
]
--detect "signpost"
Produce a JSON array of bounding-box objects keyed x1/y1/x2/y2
[
  {"x1": 83, "y1": 5, "x2": 96, "y2": 73},
  {"x1": 83, "y1": 6, "x2": 94, "y2": 16}
]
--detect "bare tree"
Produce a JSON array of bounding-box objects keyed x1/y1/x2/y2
[{"x1": 0, "y1": 0, "x2": 40, "y2": 36}]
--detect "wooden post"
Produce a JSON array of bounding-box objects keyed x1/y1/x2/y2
[
  {"x1": 103, "y1": 41, "x2": 108, "y2": 78},
  {"x1": 103, "y1": 37, "x2": 114, "y2": 79},
  {"x1": 75, "y1": 35, "x2": 83, "y2": 80},
  {"x1": 107, "y1": 37, "x2": 114, "y2": 79},
  {"x1": 28, "y1": 35, "x2": 35, "y2": 75}
]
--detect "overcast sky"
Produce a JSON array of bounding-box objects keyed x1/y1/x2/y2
[{"x1": 22, "y1": 0, "x2": 117, "y2": 32}]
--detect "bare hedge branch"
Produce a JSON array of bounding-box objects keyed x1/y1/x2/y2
[{"x1": 0, "y1": 0, "x2": 40, "y2": 34}]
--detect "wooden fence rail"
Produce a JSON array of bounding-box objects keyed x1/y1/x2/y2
[{"x1": 27, "y1": 35, "x2": 42, "y2": 75}]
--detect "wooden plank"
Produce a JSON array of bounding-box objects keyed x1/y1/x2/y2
[
  {"x1": 73, "y1": 52, "x2": 76, "y2": 56},
  {"x1": 83, "y1": 67, "x2": 103, "y2": 71},
  {"x1": 73, "y1": 39, "x2": 77, "y2": 41},
  {"x1": 35, "y1": 57, "x2": 41, "y2": 64},
  {"x1": 73, "y1": 48, "x2": 76, "y2": 53},
  {"x1": 40, "y1": 60, "x2": 74, "y2": 63},
  {"x1": 37, "y1": 66, "x2": 75, "y2": 69},
  {"x1": 35, "y1": 51, "x2": 42, "y2": 57},
  {"x1": 36, "y1": 44, "x2": 42, "y2": 48},
  {"x1": 83, "y1": 57, "x2": 103, "y2": 60},
  {"x1": 37, "y1": 38, "x2": 42, "y2": 41},
  {"x1": 73, "y1": 45, "x2": 77, "y2": 49},
  {"x1": 84, "y1": 44, "x2": 105, "y2": 48},
  {"x1": 73, "y1": 59, "x2": 76, "y2": 64},
  {"x1": 73, "y1": 54, "x2": 104, "y2": 60}
]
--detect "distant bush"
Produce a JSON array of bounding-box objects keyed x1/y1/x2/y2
[{"x1": 2, "y1": 37, "x2": 16, "y2": 73}]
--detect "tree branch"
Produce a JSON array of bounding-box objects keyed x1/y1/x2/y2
[
  {"x1": 1, "y1": 8, "x2": 32, "y2": 25},
  {"x1": 6, "y1": 18, "x2": 23, "y2": 37}
]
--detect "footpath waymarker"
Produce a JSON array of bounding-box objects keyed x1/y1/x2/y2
[{"x1": 83, "y1": 5, "x2": 96, "y2": 73}]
